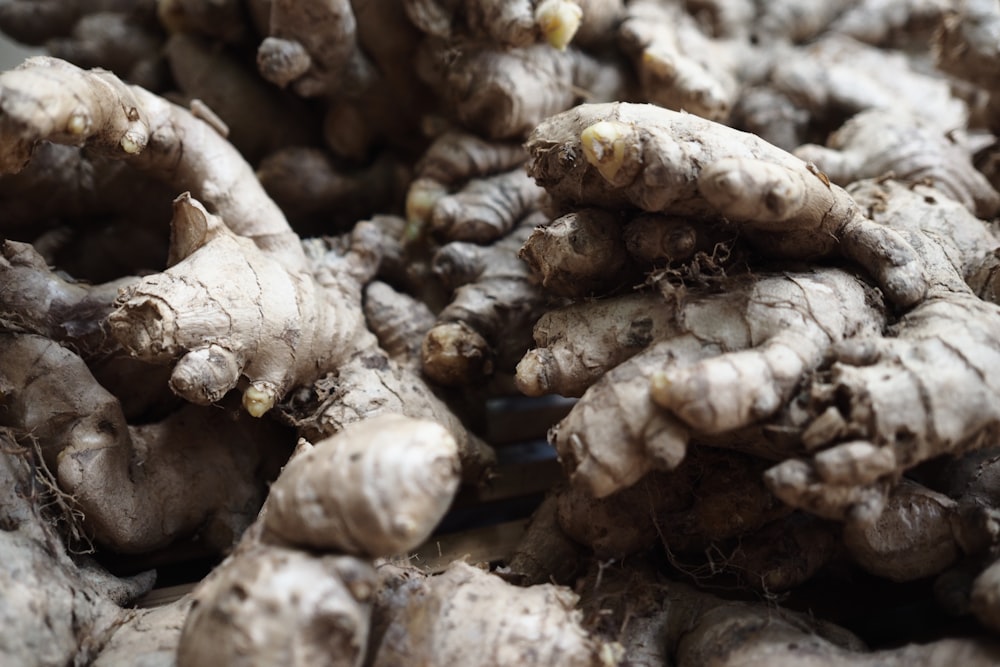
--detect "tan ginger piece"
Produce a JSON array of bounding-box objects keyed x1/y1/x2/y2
[
  {"x1": 417, "y1": 39, "x2": 626, "y2": 140},
  {"x1": 427, "y1": 167, "x2": 545, "y2": 244},
  {"x1": 766, "y1": 180, "x2": 1000, "y2": 524},
  {"x1": 737, "y1": 34, "x2": 967, "y2": 151},
  {"x1": 517, "y1": 291, "x2": 678, "y2": 398},
  {"x1": 0, "y1": 56, "x2": 304, "y2": 270},
  {"x1": 164, "y1": 33, "x2": 320, "y2": 164},
  {"x1": 109, "y1": 195, "x2": 348, "y2": 416},
  {"x1": 518, "y1": 208, "x2": 634, "y2": 298},
  {"x1": 0, "y1": 432, "x2": 158, "y2": 667},
  {"x1": 619, "y1": 0, "x2": 741, "y2": 122},
  {"x1": 0, "y1": 332, "x2": 290, "y2": 554},
  {"x1": 751, "y1": 0, "x2": 859, "y2": 43},
  {"x1": 830, "y1": 0, "x2": 949, "y2": 47},
  {"x1": 546, "y1": 268, "x2": 883, "y2": 498},
  {"x1": 422, "y1": 213, "x2": 551, "y2": 387},
  {"x1": 504, "y1": 491, "x2": 586, "y2": 586},
  {"x1": 935, "y1": 0, "x2": 1000, "y2": 91},
  {"x1": 403, "y1": 0, "x2": 596, "y2": 50},
  {"x1": 843, "y1": 479, "x2": 961, "y2": 582},
  {"x1": 405, "y1": 129, "x2": 526, "y2": 232},
  {"x1": 527, "y1": 102, "x2": 929, "y2": 307},
  {"x1": 257, "y1": 0, "x2": 377, "y2": 98},
  {"x1": 363, "y1": 280, "x2": 438, "y2": 370},
  {"x1": 178, "y1": 541, "x2": 375, "y2": 667},
  {"x1": 263, "y1": 415, "x2": 461, "y2": 557},
  {"x1": 795, "y1": 108, "x2": 1000, "y2": 219},
  {"x1": 370, "y1": 561, "x2": 613, "y2": 667}
]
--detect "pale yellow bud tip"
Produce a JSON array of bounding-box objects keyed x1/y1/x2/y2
[
  {"x1": 243, "y1": 384, "x2": 277, "y2": 417},
  {"x1": 535, "y1": 0, "x2": 583, "y2": 51},
  {"x1": 119, "y1": 131, "x2": 145, "y2": 155},
  {"x1": 581, "y1": 121, "x2": 628, "y2": 183},
  {"x1": 67, "y1": 113, "x2": 88, "y2": 135}
]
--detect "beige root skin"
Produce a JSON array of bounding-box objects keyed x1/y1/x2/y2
[
  {"x1": 935, "y1": 0, "x2": 1000, "y2": 91},
  {"x1": 516, "y1": 291, "x2": 680, "y2": 398},
  {"x1": 422, "y1": 214, "x2": 550, "y2": 387},
  {"x1": 0, "y1": 56, "x2": 305, "y2": 270},
  {"x1": 527, "y1": 102, "x2": 928, "y2": 307},
  {"x1": 619, "y1": 0, "x2": 741, "y2": 122},
  {"x1": 417, "y1": 39, "x2": 626, "y2": 140},
  {"x1": 363, "y1": 281, "x2": 438, "y2": 369},
  {"x1": 0, "y1": 333, "x2": 291, "y2": 554},
  {"x1": 547, "y1": 268, "x2": 883, "y2": 498},
  {"x1": 92, "y1": 597, "x2": 192, "y2": 667},
  {"x1": 263, "y1": 414, "x2": 461, "y2": 557},
  {"x1": 766, "y1": 181, "x2": 1000, "y2": 524},
  {"x1": 518, "y1": 208, "x2": 633, "y2": 298},
  {"x1": 795, "y1": 108, "x2": 1000, "y2": 219},
  {"x1": 370, "y1": 561, "x2": 612, "y2": 667},
  {"x1": 427, "y1": 167, "x2": 545, "y2": 243}
]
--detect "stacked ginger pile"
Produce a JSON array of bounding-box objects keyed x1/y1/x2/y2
[{"x1": 3, "y1": 0, "x2": 1000, "y2": 665}]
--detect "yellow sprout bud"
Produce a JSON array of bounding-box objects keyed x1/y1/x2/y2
[
  {"x1": 581, "y1": 121, "x2": 628, "y2": 183},
  {"x1": 119, "y1": 131, "x2": 145, "y2": 155},
  {"x1": 243, "y1": 383, "x2": 277, "y2": 417},
  {"x1": 535, "y1": 0, "x2": 583, "y2": 51},
  {"x1": 66, "y1": 113, "x2": 88, "y2": 136}
]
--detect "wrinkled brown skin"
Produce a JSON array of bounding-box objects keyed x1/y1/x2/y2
[
  {"x1": 738, "y1": 35, "x2": 968, "y2": 150},
  {"x1": 164, "y1": 32, "x2": 320, "y2": 164},
  {"x1": 843, "y1": 479, "x2": 961, "y2": 582},
  {"x1": 370, "y1": 561, "x2": 608, "y2": 667},
  {"x1": 257, "y1": 147, "x2": 408, "y2": 231},
  {"x1": 516, "y1": 291, "x2": 679, "y2": 398},
  {"x1": 422, "y1": 213, "x2": 550, "y2": 387},
  {"x1": 751, "y1": 0, "x2": 858, "y2": 43},
  {"x1": 429, "y1": 167, "x2": 545, "y2": 243},
  {"x1": 257, "y1": 0, "x2": 374, "y2": 98},
  {"x1": 0, "y1": 431, "x2": 157, "y2": 667},
  {"x1": 0, "y1": 333, "x2": 291, "y2": 554},
  {"x1": 403, "y1": 0, "x2": 588, "y2": 47},
  {"x1": 158, "y1": 0, "x2": 251, "y2": 43},
  {"x1": 505, "y1": 491, "x2": 585, "y2": 586},
  {"x1": 527, "y1": 102, "x2": 928, "y2": 307},
  {"x1": 548, "y1": 267, "x2": 883, "y2": 498},
  {"x1": 766, "y1": 181, "x2": 1000, "y2": 525},
  {"x1": 0, "y1": 57, "x2": 304, "y2": 270},
  {"x1": 519, "y1": 208, "x2": 634, "y2": 298},
  {"x1": 619, "y1": 0, "x2": 741, "y2": 122},
  {"x1": 417, "y1": 39, "x2": 627, "y2": 140},
  {"x1": 795, "y1": 108, "x2": 1000, "y2": 219}
]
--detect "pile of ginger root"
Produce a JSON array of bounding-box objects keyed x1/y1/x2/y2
[{"x1": 6, "y1": 0, "x2": 1000, "y2": 665}]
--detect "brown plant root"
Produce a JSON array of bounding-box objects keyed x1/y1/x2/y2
[
  {"x1": 403, "y1": 0, "x2": 601, "y2": 50},
  {"x1": 545, "y1": 267, "x2": 882, "y2": 498},
  {"x1": 0, "y1": 428, "x2": 157, "y2": 666},
  {"x1": 794, "y1": 108, "x2": 1000, "y2": 219},
  {"x1": 527, "y1": 101, "x2": 929, "y2": 307},
  {"x1": 766, "y1": 180, "x2": 1000, "y2": 524},
  {"x1": 178, "y1": 414, "x2": 465, "y2": 666},
  {"x1": 0, "y1": 332, "x2": 291, "y2": 553},
  {"x1": 421, "y1": 213, "x2": 551, "y2": 387},
  {"x1": 417, "y1": 39, "x2": 627, "y2": 140},
  {"x1": 619, "y1": 0, "x2": 741, "y2": 122},
  {"x1": 369, "y1": 560, "x2": 615, "y2": 666}
]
